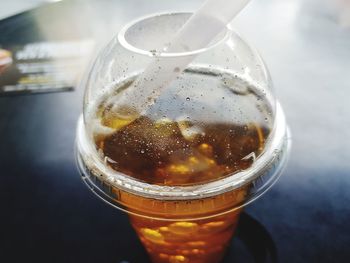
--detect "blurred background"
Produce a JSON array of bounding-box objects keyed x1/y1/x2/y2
[{"x1": 0, "y1": 0, "x2": 349, "y2": 262}]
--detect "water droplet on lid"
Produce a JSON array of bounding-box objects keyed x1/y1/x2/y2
[{"x1": 150, "y1": 49, "x2": 157, "y2": 56}]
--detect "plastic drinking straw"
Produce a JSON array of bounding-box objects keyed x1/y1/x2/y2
[{"x1": 108, "y1": 0, "x2": 252, "y2": 126}]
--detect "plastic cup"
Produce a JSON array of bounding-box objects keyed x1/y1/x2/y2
[{"x1": 76, "y1": 13, "x2": 291, "y2": 263}]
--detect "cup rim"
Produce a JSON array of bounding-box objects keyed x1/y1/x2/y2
[
  {"x1": 76, "y1": 102, "x2": 289, "y2": 201},
  {"x1": 75, "y1": 102, "x2": 290, "y2": 220},
  {"x1": 117, "y1": 12, "x2": 230, "y2": 57}
]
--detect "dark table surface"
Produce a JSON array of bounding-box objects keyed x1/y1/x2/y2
[{"x1": 0, "y1": 0, "x2": 349, "y2": 262}]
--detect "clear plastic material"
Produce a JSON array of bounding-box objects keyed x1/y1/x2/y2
[
  {"x1": 76, "y1": 12, "x2": 290, "y2": 263},
  {"x1": 77, "y1": 12, "x2": 290, "y2": 218},
  {"x1": 106, "y1": 0, "x2": 251, "y2": 116}
]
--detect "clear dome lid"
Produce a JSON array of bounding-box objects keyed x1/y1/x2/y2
[{"x1": 76, "y1": 13, "x2": 289, "y2": 218}]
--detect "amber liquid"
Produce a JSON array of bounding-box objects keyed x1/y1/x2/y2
[{"x1": 91, "y1": 69, "x2": 271, "y2": 263}]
